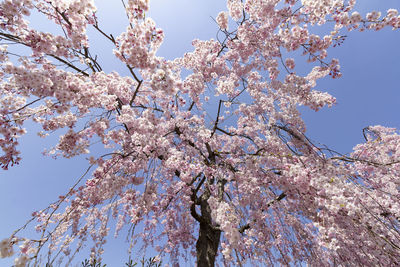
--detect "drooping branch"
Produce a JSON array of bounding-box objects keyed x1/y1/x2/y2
[{"x1": 239, "y1": 192, "x2": 287, "y2": 234}]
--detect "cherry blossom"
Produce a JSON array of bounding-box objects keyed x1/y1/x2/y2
[
  {"x1": 0, "y1": 0, "x2": 400, "y2": 266},
  {"x1": 216, "y1": 11, "x2": 229, "y2": 30}
]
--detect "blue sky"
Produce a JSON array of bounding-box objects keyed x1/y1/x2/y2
[{"x1": 1, "y1": 0, "x2": 400, "y2": 266}]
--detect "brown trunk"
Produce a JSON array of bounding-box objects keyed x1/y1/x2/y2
[
  {"x1": 195, "y1": 197, "x2": 221, "y2": 267},
  {"x1": 196, "y1": 221, "x2": 221, "y2": 267}
]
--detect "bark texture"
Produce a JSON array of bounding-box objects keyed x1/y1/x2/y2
[
  {"x1": 196, "y1": 221, "x2": 221, "y2": 267},
  {"x1": 194, "y1": 190, "x2": 221, "y2": 267}
]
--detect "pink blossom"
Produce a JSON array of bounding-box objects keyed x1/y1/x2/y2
[
  {"x1": 216, "y1": 11, "x2": 229, "y2": 30},
  {"x1": 285, "y1": 58, "x2": 295, "y2": 69},
  {"x1": 0, "y1": 0, "x2": 400, "y2": 266}
]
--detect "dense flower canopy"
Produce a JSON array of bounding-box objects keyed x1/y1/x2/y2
[{"x1": 1, "y1": 0, "x2": 400, "y2": 266}]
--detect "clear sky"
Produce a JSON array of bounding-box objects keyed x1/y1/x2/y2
[{"x1": 0, "y1": 0, "x2": 399, "y2": 266}]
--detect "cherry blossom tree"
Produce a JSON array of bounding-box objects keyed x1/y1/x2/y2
[{"x1": 1, "y1": 0, "x2": 400, "y2": 266}]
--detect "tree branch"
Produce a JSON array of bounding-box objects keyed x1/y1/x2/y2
[{"x1": 239, "y1": 192, "x2": 287, "y2": 234}]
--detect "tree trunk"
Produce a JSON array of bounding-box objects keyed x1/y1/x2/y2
[
  {"x1": 195, "y1": 197, "x2": 221, "y2": 267},
  {"x1": 196, "y1": 221, "x2": 221, "y2": 267}
]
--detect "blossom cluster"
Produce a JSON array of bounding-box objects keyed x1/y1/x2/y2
[
  {"x1": 126, "y1": 0, "x2": 150, "y2": 21},
  {"x1": 114, "y1": 18, "x2": 163, "y2": 69},
  {"x1": 0, "y1": 0, "x2": 400, "y2": 266}
]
